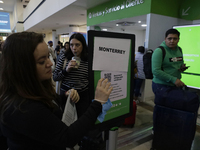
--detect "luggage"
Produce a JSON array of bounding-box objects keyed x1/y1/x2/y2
[
  {"x1": 123, "y1": 101, "x2": 137, "y2": 127},
  {"x1": 152, "y1": 105, "x2": 197, "y2": 150},
  {"x1": 154, "y1": 86, "x2": 199, "y2": 112}
]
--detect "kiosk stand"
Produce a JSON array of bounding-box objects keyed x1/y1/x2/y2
[{"x1": 107, "y1": 127, "x2": 118, "y2": 150}]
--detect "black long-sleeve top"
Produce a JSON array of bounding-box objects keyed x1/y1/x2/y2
[{"x1": 0, "y1": 98, "x2": 102, "y2": 150}]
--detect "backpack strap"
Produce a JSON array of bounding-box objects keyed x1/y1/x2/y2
[
  {"x1": 178, "y1": 47, "x2": 182, "y2": 54},
  {"x1": 158, "y1": 46, "x2": 165, "y2": 70},
  {"x1": 158, "y1": 46, "x2": 182, "y2": 60},
  {"x1": 158, "y1": 46, "x2": 166, "y2": 61}
]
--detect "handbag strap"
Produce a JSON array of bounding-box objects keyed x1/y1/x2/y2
[{"x1": 63, "y1": 58, "x2": 67, "y2": 70}]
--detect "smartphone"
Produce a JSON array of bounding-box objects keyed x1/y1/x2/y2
[
  {"x1": 183, "y1": 66, "x2": 190, "y2": 69},
  {"x1": 178, "y1": 66, "x2": 190, "y2": 71}
]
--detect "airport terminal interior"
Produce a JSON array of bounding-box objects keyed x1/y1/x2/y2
[{"x1": 1, "y1": 0, "x2": 200, "y2": 150}]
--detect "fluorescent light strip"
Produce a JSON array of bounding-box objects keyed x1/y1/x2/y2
[
  {"x1": 0, "y1": 8, "x2": 3, "y2": 10},
  {"x1": 0, "y1": 1, "x2": 3, "y2": 3},
  {"x1": 141, "y1": 24, "x2": 147, "y2": 27}
]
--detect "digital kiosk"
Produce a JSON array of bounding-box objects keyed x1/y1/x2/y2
[{"x1": 88, "y1": 30, "x2": 135, "y2": 149}]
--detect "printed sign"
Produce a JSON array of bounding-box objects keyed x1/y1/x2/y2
[
  {"x1": 101, "y1": 71, "x2": 127, "y2": 102},
  {"x1": 93, "y1": 37, "x2": 131, "y2": 72}
]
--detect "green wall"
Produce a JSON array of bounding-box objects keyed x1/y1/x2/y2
[{"x1": 87, "y1": 0, "x2": 200, "y2": 26}]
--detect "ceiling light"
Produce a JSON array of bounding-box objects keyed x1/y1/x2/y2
[
  {"x1": 3, "y1": 36, "x2": 6, "y2": 40},
  {"x1": 116, "y1": 24, "x2": 119, "y2": 26},
  {"x1": 0, "y1": 8, "x2": 3, "y2": 10},
  {"x1": 141, "y1": 24, "x2": 147, "y2": 27},
  {"x1": 61, "y1": 35, "x2": 69, "y2": 38},
  {"x1": 102, "y1": 29, "x2": 107, "y2": 31},
  {"x1": 0, "y1": 1, "x2": 4, "y2": 3},
  {"x1": 138, "y1": 21, "x2": 141, "y2": 23},
  {"x1": 116, "y1": 21, "x2": 135, "y2": 26}
]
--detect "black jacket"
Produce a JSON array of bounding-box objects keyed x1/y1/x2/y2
[{"x1": 0, "y1": 98, "x2": 102, "y2": 150}]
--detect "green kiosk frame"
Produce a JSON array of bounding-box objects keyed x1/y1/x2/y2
[{"x1": 88, "y1": 30, "x2": 135, "y2": 130}]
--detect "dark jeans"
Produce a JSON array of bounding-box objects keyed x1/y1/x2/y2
[{"x1": 134, "y1": 78, "x2": 144, "y2": 97}]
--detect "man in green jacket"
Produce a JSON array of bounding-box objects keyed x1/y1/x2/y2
[{"x1": 152, "y1": 28, "x2": 188, "y2": 93}]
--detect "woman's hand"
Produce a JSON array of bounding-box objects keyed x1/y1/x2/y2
[
  {"x1": 65, "y1": 89, "x2": 80, "y2": 103},
  {"x1": 66, "y1": 60, "x2": 76, "y2": 72},
  {"x1": 95, "y1": 78, "x2": 113, "y2": 104}
]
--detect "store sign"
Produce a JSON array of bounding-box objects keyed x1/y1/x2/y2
[
  {"x1": 0, "y1": 33, "x2": 8, "y2": 36},
  {"x1": 88, "y1": 0, "x2": 144, "y2": 19}
]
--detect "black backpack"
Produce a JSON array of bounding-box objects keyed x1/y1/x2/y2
[
  {"x1": 143, "y1": 46, "x2": 182, "y2": 79},
  {"x1": 143, "y1": 49, "x2": 154, "y2": 79}
]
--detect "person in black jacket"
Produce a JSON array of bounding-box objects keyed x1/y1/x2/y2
[
  {"x1": 0, "y1": 41, "x2": 7, "y2": 150},
  {"x1": 0, "y1": 32, "x2": 113, "y2": 150}
]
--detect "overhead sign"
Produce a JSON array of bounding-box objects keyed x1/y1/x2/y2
[
  {"x1": 87, "y1": 0, "x2": 200, "y2": 27},
  {"x1": 0, "y1": 33, "x2": 9, "y2": 36},
  {"x1": 179, "y1": 0, "x2": 200, "y2": 20},
  {"x1": 87, "y1": 0, "x2": 151, "y2": 26},
  {"x1": 0, "y1": 12, "x2": 11, "y2": 33},
  {"x1": 88, "y1": 0, "x2": 144, "y2": 19}
]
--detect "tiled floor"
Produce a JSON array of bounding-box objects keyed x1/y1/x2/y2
[
  {"x1": 116, "y1": 102, "x2": 153, "y2": 150},
  {"x1": 74, "y1": 102, "x2": 154, "y2": 150}
]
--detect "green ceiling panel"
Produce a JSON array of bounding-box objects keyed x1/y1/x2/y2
[{"x1": 150, "y1": 0, "x2": 182, "y2": 18}]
